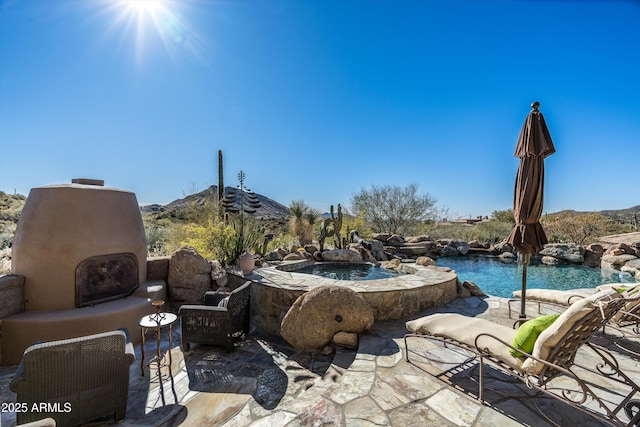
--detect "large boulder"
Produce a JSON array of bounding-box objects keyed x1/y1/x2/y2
[
  {"x1": 601, "y1": 253, "x2": 638, "y2": 270},
  {"x1": 437, "y1": 244, "x2": 459, "y2": 257},
  {"x1": 283, "y1": 253, "x2": 306, "y2": 261},
  {"x1": 539, "y1": 243, "x2": 585, "y2": 264},
  {"x1": 397, "y1": 242, "x2": 434, "y2": 257},
  {"x1": 372, "y1": 233, "x2": 392, "y2": 243},
  {"x1": 498, "y1": 252, "x2": 517, "y2": 263},
  {"x1": 320, "y1": 249, "x2": 363, "y2": 262},
  {"x1": 620, "y1": 258, "x2": 640, "y2": 278},
  {"x1": 416, "y1": 256, "x2": 436, "y2": 267},
  {"x1": 541, "y1": 255, "x2": 564, "y2": 266},
  {"x1": 168, "y1": 246, "x2": 212, "y2": 303},
  {"x1": 264, "y1": 250, "x2": 283, "y2": 261},
  {"x1": 406, "y1": 235, "x2": 432, "y2": 244},
  {"x1": 347, "y1": 243, "x2": 376, "y2": 262},
  {"x1": 490, "y1": 242, "x2": 514, "y2": 255},
  {"x1": 280, "y1": 286, "x2": 374, "y2": 350},
  {"x1": 583, "y1": 244, "x2": 604, "y2": 268},
  {"x1": 462, "y1": 280, "x2": 484, "y2": 297},
  {"x1": 438, "y1": 239, "x2": 470, "y2": 255},
  {"x1": 385, "y1": 235, "x2": 405, "y2": 247}
]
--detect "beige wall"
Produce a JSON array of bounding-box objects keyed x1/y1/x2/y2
[{"x1": 12, "y1": 183, "x2": 147, "y2": 311}]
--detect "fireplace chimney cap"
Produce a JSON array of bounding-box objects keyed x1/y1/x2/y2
[{"x1": 72, "y1": 178, "x2": 104, "y2": 186}]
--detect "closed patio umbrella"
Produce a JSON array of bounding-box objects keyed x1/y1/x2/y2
[{"x1": 507, "y1": 101, "x2": 556, "y2": 318}]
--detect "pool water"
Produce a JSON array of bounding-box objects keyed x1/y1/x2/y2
[
  {"x1": 294, "y1": 263, "x2": 405, "y2": 281},
  {"x1": 438, "y1": 256, "x2": 636, "y2": 298}
]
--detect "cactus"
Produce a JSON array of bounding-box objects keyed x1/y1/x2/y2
[
  {"x1": 318, "y1": 217, "x2": 334, "y2": 252},
  {"x1": 217, "y1": 150, "x2": 224, "y2": 220},
  {"x1": 330, "y1": 204, "x2": 343, "y2": 249}
]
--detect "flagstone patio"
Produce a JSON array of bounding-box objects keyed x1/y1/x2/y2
[{"x1": 1, "y1": 295, "x2": 638, "y2": 426}]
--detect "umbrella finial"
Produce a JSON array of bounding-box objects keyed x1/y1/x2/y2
[{"x1": 531, "y1": 101, "x2": 540, "y2": 111}]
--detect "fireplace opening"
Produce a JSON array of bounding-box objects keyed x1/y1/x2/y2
[{"x1": 75, "y1": 253, "x2": 139, "y2": 307}]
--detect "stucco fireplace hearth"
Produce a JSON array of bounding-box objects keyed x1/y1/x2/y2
[{"x1": 1, "y1": 179, "x2": 166, "y2": 365}]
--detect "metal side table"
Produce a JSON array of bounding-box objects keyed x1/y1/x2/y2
[{"x1": 139, "y1": 301, "x2": 177, "y2": 377}]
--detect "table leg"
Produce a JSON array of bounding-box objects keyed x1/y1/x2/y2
[
  {"x1": 140, "y1": 327, "x2": 145, "y2": 376},
  {"x1": 169, "y1": 324, "x2": 173, "y2": 369},
  {"x1": 156, "y1": 325, "x2": 161, "y2": 373}
]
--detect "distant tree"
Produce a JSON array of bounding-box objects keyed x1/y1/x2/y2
[
  {"x1": 350, "y1": 183, "x2": 437, "y2": 235},
  {"x1": 491, "y1": 209, "x2": 515, "y2": 224}
]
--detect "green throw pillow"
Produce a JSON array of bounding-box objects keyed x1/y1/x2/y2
[
  {"x1": 615, "y1": 286, "x2": 639, "y2": 296},
  {"x1": 510, "y1": 314, "x2": 560, "y2": 358}
]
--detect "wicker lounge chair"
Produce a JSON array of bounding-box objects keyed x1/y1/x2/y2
[
  {"x1": 405, "y1": 289, "x2": 640, "y2": 426},
  {"x1": 10, "y1": 329, "x2": 135, "y2": 426},
  {"x1": 179, "y1": 280, "x2": 251, "y2": 352}
]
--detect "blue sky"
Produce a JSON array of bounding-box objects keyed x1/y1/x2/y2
[{"x1": 1, "y1": 0, "x2": 638, "y2": 218}]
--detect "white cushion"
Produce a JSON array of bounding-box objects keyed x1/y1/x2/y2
[
  {"x1": 217, "y1": 296, "x2": 230, "y2": 308},
  {"x1": 522, "y1": 288, "x2": 620, "y2": 374},
  {"x1": 406, "y1": 313, "x2": 524, "y2": 372},
  {"x1": 513, "y1": 288, "x2": 595, "y2": 306}
]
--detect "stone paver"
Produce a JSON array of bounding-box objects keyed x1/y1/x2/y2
[{"x1": 1, "y1": 296, "x2": 639, "y2": 427}]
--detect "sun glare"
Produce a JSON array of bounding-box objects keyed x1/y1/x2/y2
[
  {"x1": 124, "y1": 0, "x2": 162, "y2": 15},
  {"x1": 99, "y1": 0, "x2": 204, "y2": 67}
]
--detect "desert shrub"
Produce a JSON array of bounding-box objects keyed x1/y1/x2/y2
[
  {"x1": 542, "y1": 212, "x2": 620, "y2": 245},
  {"x1": 181, "y1": 219, "x2": 236, "y2": 264},
  {"x1": 351, "y1": 183, "x2": 438, "y2": 235},
  {"x1": 421, "y1": 220, "x2": 512, "y2": 245},
  {"x1": 145, "y1": 224, "x2": 168, "y2": 254},
  {"x1": 267, "y1": 232, "x2": 298, "y2": 252},
  {"x1": 342, "y1": 210, "x2": 373, "y2": 241},
  {"x1": 0, "y1": 222, "x2": 16, "y2": 250}
]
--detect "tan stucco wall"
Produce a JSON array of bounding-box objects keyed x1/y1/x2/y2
[{"x1": 12, "y1": 183, "x2": 147, "y2": 311}]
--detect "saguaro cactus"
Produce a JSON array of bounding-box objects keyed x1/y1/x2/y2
[
  {"x1": 330, "y1": 204, "x2": 344, "y2": 249},
  {"x1": 217, "y1": 150, "x2": 224, "y2": 220},
  {"x1": 318, "y1": 218, "x2": 334, "y2": 252}
]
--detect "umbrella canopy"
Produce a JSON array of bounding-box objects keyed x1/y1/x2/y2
[{"x1": 507, "y1": 101, "x2": 556, "y2": 318}]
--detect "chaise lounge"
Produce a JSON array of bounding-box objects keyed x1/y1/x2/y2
[
  {"x1": 404, "y1": 288, "x2": 640, "y2": 426},
  {"x1": 510, "y1": 284, "x2": 640, "y2": 341}
]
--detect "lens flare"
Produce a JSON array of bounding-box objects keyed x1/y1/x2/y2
[{"x1": 99, "y1": 0, "x2": 205, "y2": 68}]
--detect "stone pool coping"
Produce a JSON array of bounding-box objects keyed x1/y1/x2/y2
[{"x1": 239, "y1": 260, "x2": 459, "y2": 337}]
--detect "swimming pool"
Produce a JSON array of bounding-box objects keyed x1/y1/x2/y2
[
  {"x1": 437, "y1": 256, "x2": 636, "y2": 298},
  {"x1": 294, "y1": 262, "x2": 405, "y2": 281}
]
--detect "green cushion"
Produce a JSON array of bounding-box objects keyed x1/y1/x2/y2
[{"x1": 510, "y1": 314, "x2": 560, "y2": 357}]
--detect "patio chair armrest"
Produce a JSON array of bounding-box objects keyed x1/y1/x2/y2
[
  {"x1": 474, "y1": 332, "x2": 528, "y2": 357},
  {"x1": 9, "y1": 360, "x2": 25, "y2": 393},
  {"x1": 203, "y1": 291, "x2": 230, "y2": 306},
  {"x1": 179, "y1": 305, "x2": 228, "y2": 315},
  {"x1": 474, "y1": 332, "x2": 583, "y2": 381},
  {"x1": 117, "y1": 327, "x2": 136, "y2": 364}
]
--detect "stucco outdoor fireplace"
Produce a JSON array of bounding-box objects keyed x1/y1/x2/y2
[{"x1": 1, "y1": 179, "x2": 165, "y2": 365}]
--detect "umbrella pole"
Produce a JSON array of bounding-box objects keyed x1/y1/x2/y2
[{"x1": 520, "y1": 253, "x2": 531, "y2": 319}]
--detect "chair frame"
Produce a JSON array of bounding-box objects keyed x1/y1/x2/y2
[
  {"x1": 509, "y1": 286, "x2": 640, "y2": 357},
  {"x1": 404, "y1": 296, "x2": 640, "y2": 427},
  {"x1": 10, "y1": 329, "x2": 135, "y2": 426},
  {"x1": 179, "y1": 280, "x2": 251, "y2": 352}
]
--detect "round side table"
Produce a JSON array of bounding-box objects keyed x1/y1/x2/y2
[{"x1": 139, "y1": 308, "x2": 177, "y2": 377}]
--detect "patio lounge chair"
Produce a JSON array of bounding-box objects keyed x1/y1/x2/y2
[
  {"x1": 179, "y1": 280, "x2": 251, "y2": 352},
  {"x1": 405, "y1": 289, "x2": 640, "y2": 426},
  {"x1": 10, "y1": 329, "x2": 135, "y2": 426},
  {"x1": 510, "y1": 284, "x2": 640, "y2": 337}
]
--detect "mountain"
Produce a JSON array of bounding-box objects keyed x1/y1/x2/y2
[
  {"x1": 599, "y1": 205, "x2": 640, "y2": 224},
  {"x1": 141, "y1": 185, "x2": 291, "y2": 219}
]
